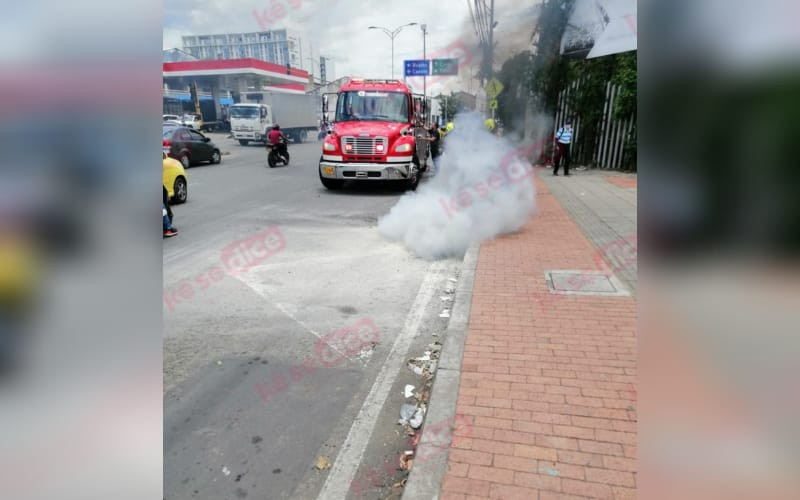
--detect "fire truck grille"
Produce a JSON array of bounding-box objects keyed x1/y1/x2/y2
[{"x1": 342, "y1": 136, "x2": 387, "y2": 155}]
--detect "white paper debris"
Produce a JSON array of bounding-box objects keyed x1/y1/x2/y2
[
  {"x1": 409, "y1": 408, "x2": 424, "y2": 428},
  {"x1": 408, "y1": 363, "x2": 424, "y2": 375},
  {"x1": 404, "y1": 385, "x2": 415, "y2": 398},
  {"x1": 399, "y1": 403, "x2": 418, "y2": 425}
]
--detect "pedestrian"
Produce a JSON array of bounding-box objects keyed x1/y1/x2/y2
[
  {"x1": 553, "y1": 118, "x2": 573, "y2": 176},
  {"x1": 483, "y1": 117, "x2": 495, "y2": 133},
  {"x1": 223, "y1": 105, "x2": 231, "y2": 133},
  {"x1": 163, "y1": 187, "x2": 178, "y2": 238},
  {"x1": 422, "y1": 122, "x2": 443, "y2": 175}
]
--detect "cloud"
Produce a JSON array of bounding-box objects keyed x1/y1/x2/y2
[{"x1": 162, "y1": 0, "x2": 539, "y2": 88}]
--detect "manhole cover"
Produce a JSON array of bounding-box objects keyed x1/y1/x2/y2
[{"x1": 545, "y1": 270, "x2": 630, "y2": 296}]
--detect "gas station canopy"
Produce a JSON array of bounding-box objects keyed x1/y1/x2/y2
[
  {"x1": 163, "y1": 58, "x2": 311, "y2": 99},
  {"x1": 163, "y1": 58, "x2": 309, "y2": 84}
]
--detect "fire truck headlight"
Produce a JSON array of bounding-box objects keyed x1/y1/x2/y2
[
  {"x1": 394, "y1": 143, "x2": 412, "y2": 153},
  {"x1": 323, "y1": 141, "x2": 336, "y2": 152}
]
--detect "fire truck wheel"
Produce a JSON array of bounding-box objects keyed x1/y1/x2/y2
[{"x1": 406, "y1": 157, "x2": 421, "y2": 191}]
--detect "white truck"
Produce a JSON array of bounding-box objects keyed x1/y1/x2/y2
[{"x1": 230, "y1": 93, "x2": 318, "y2": 146}]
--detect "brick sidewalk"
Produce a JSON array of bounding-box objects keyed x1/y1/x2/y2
[{"x1": 440, "y1": 169, "x2": 637, "y2": 499}]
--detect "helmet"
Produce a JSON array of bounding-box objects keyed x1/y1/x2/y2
[
  {"x1": 445, "y1": 122, "x2": 454, "y2": 134},
  {"x1": 273, "y1": 124, "x2": 280, "y2": 130}
]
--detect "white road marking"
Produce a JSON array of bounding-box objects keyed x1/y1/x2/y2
[
  {"x1": 231, "y1": 271, "x2": 355, "y2": 364},
  {"x1": 316, "y1": 261, "x2": 446, "y2": 500}
]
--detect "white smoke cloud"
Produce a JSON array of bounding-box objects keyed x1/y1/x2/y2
[{"x1": 378, "y1": 112, "x2": 537, "y2": 260}]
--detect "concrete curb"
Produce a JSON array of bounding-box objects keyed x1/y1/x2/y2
[{"x1": 402, "y1": 244, "x2": 480, "y2": 500}]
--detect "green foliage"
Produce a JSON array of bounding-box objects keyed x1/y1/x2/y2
[
  {"x1": 527, "y1": 0, "x2": 575, "y2": 113},
  {"x1": 564, "y1": 56, "x2": 617, "y2": 165},
  {"x1": 437, "y1": 92, "x2": 461, "y2": 122},
  {"x1": 611, "y1": 52, "x2": 637, "y2": 170},
  {"x1": 496, "y1": 51, "x2": 532, "y2": 133},
  {"x1": 491, "y1": 0, "x2": 637, "y2": 169},
  {"x1": 612, "y1": 51, "x2": 637, "y2": 120},
  {"x1": 526, "y1": 48, "x2": 637, "y2": 169}
]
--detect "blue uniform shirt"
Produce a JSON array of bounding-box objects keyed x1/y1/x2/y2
[{"x1": 556, "y1": 126, "x2": 573, "y2": 144}]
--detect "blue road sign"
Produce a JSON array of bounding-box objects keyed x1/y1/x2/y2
[{"x1": 404, "y1": 59, "x2": 430, "y2": 77}]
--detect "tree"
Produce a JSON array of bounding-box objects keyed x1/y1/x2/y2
[
  {"x1": 496, "y1": 51, "x2": 532, "y2": 134},
  {"x1": 528, "y1": 0, "x2": 576, "y2": 114},
  {"x1": 437, "y1": 92, "x2": 461, "y2": 123}
]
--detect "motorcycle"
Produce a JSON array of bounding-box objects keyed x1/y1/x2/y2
[{"x1": 267, "y1": 139, "x2": 290, "y2": 168}]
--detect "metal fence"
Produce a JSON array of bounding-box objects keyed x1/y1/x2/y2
[{"x1": 554, "y1": 80, "x2": 635, "y2": 170}]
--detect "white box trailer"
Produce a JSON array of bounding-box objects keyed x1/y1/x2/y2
[{"x1": 230, "y1": 92, "x2": 318, "y2": 145}]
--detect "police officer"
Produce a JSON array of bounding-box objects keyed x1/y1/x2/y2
[{"x1": 553, "y1": 118, "x2": 573, "y2": 176}]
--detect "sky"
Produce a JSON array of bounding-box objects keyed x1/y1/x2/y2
[{"x1": 163, "y1": 0, "x2": 541, "y2": 95}]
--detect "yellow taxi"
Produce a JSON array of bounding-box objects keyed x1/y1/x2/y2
[
  {"x1": 163, "y1": 152, "x2": 188, "y2": 204},
  {"x1": 0, "y1": 231, "x2": 38, "y2": 314}
]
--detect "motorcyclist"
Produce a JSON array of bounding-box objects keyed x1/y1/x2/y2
[{"x1": 267, "y1": 124, "x2": 289, "y2": 161}]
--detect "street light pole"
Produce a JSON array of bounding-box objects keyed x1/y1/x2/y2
[
  {"x1": 368, "y1": 23, "x2": 418, "y2": 79},
  {"x1": 421, "y1": 24, "x2": 427, "y2": 101}
]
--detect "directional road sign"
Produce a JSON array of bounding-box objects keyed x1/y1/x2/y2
[
  {"x1": 431, "y1": 58, "x2": 459, "y2": 76},
  {"x1": 404, "y1": 59, "x2": 430, "y2": 77}
]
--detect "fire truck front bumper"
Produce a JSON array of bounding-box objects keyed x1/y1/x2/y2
[{"x1": 319, "y1": 156, "x2": 415, "y2": 181}]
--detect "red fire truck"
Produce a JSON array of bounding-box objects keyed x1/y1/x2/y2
[{"x1": 318, "y1": 78, "x2": 430, "y2": 190}]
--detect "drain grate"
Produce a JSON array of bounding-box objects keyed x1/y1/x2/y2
[{"x1": 545, "y1": 270, "x2": 631, "y2": 297}]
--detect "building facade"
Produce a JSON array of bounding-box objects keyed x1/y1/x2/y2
[
  {"x1": 162, "y1": 48, "x2": 199, "y2": 63},
  {"x1": 182, "y1": 30, "x2": 302, "y2": 69}
]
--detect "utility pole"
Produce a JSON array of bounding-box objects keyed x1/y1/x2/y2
[
  {"x1": 488, "y1": 0, "x2": 495, "y2": 85},
  {"x1": 488, "y1": 0, "x2": 496, "y2": 118}
]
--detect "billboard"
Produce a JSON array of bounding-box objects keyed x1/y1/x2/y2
[{"x1": 560, "y1": 0, "x2": 637, "y2": 59}]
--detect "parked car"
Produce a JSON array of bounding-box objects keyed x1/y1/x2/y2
[
  {"x1": 163, "y1": 152, "x2": 187, "y2": 204},
  {"x1": 181, "y1": 114, "x2": 203, "y2": 130},
  {"x1": 163, "y1": 126, "x2": 221, "y2": 169},
  {"x1": 163, "y1": 113, "x2": 203, "y2": 129}
]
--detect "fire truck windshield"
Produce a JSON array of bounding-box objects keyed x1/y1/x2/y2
[{"x1": 335, "y1": 91, "x2": 409, "y2": 123}]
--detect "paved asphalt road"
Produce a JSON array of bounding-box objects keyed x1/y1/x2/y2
[{"x1": 164, "y1": 133, "x2": 460, "y2": 500}]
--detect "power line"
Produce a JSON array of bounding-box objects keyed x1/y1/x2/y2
[{"x1": 467, "y1": 0, "x2": 479, "y2": 38}]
